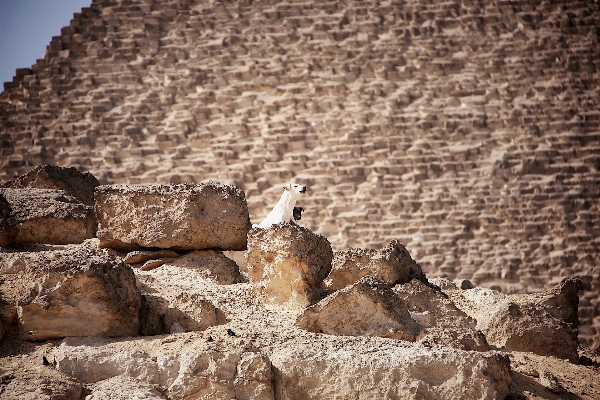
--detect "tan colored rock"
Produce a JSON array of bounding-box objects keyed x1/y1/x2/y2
[
  {"x1": 0, "y1": 241, "x2": 141, "y2": 340},
  {"x1": 444, "y1": 278, "x2": 582, "y2": 362},
  {"x1": 139, "y1": 292, "x2": 225, "y2": 336},
  {"x1": 296, "y1": 276, "x2": 419, "y2": 341},
  {"x1": 0, "y1": 193, "x2": 18, "y2": 248},
  {"x1": 323, "y1": 239, "x2": 427, "y2": 291},
  {"x1": 246, "y1": 222, "x2": 332, "y2": 309},
  {"x1": 1, "y1": 165, "x2": 99, "y2": 206},
  {"x1": 234, "y1": 352, "x2": 274, "y2": 400},
  {"x1": 124, "y1": 249, "x2": 180, "y2": 264},
  {"x1": 170, "y1": 250, "x2": 243, "y2": 284},
  {"x1": 0, "y1": 364, "x2": 83, "y2": 400},
  {"x1": 95, "y1": 182, "x2": 251, "y2": 251},
  {"x1": 0, "y1": 188, "x2": 96, "y2": 245},
  {"x1": 270, "y1": 341, "x2": 512, "y2": 400},
  {"x1": 86, "y1": 376, "x2": 165, "y2": 400},
  {"x1": 393, "y1": 279, "x2": 489, "y2": 351},
  {"x1": 139, "y1": 258, "x2": 175, "y2": 271}
]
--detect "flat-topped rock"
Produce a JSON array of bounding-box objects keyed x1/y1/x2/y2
[{"x1": 95, "y1": 182, "x2": 251, "y2": 251}]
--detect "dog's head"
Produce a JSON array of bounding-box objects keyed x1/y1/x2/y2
[{"x1": 284, "y1": 183, "x2": 307, "y2": 198}]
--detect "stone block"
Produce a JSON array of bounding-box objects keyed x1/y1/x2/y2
[
  {"x1": 1, "y1": 164, "x2": 100, "y2": 205},
  {"x1": 0, "y1": 241, "x2": 141, "y2": 340},
  {"x1": 95, "y1": 182, "x2": 251, "y2": 251},
  {"x1": 0, "y1": 188, "x2": 96, "y2": 245},
  {"x1": 296, "y1": 276, "x2": 419, "y2": 341},
  {"x1": 323, "y1": 239, "x2": 427, "y2": 290},
  {"x1": 246, "y1": 222, "x2": 332, "y2": 310}
]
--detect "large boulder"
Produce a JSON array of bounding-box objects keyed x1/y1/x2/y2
[
  {"x1": 0, "y1": 193, "x2": 18, "y2": 248},
  {"x1": 296, "y1": 276, "x2": 419, "y2": 341},
  {"x1": 95, "y1": 182, "x2": 251, "y2": 251},
  {"x1": 246, "y1": 222, "x2": 332, "y2": 309},
  {"x1": 0, "y1": 240, "x2": 141, "y2": 340},
  {"x1": 443, "y1": 278, "x2": 582, "y2": 362},
  {"x1": 393, "y1": 279, "x2": 489, "y2": 351},
  {"x1": 271, "y1": 340, "x2": 512, "y2": 400},
  {"x1": 323, "y1": 239, "x2": 427, "y2": 291},
  {"x1": 0, "y1": 188, "x2": 96, "y2": 245},
  {"x1": 0, "y1": 165, "x2": 99, "y2": 206}
]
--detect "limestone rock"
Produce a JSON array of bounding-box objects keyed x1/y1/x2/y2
[
  {"x1": 86, "y1": 376, "x2": 165, "y2": 400},
  {"x1": 444, "y1": 278, "x2": 582, "y2": 362},
  {"x1": 0, "y1": 365, "x2": 83, "y2": 400},
  {"x1": 393, "y1": 279, "x2": 489, "y2": 351},
  {"x1": 170, "y1": 250, "x2": 243, "y2": 284},
  {"x1": 139, "y1": 258, "x2": 175, "y2": 271},
  {"x1": 124, "y1": 249, "x2": 180, "y2": 264},
  {"x1": 95, "y1": 182, "x2": 251, "y2": 251},
  {"x1": 139, "y1": 292, "x2": 225, "y2": 336},
  {"x1": 246, "y1": 221, "x2": 332, "y2": 309},
  {"x1": 0, "y1": 193, "x2": 18, "y2": 248},
  {"x1": 0, "y1": 242, "x2": 141, "y2": 340},
  {"x1": 323, "y1": 239, "x2": 427, "y2": 291},
  {"x1": 270, "y1": 341, "x2": 512, "y2": 400},
  {"x1": 0, "y1": 165, "x2": 99, "y2": 206},
  {"x1": 296, "y1": 276, "x2": 419, "y2": 341},
  {"x1": 0, "y1": 188, "x2": 96, "y2": 245},
  {"x1": 234, "y1": 352, "x2": 274, "y2": 400}
]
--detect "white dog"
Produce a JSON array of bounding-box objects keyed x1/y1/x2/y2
[{"x1": 256, "y1": 183, "x2": 306, "y2": 229}]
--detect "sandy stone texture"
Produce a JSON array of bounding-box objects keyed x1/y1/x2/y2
[
  {"x1": 0, "y1": 188, "x2": 96, "y2": 245},
  {"x1": 95, "y1": 182, "x2": 251, "y2": 251},
  {"x1": 246, "y1": 221, "x2": 333, "y2": 310}
]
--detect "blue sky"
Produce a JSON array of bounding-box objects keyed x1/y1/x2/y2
[{"x1": 0, "y1": 0, "x2": 91, "y2": 90}]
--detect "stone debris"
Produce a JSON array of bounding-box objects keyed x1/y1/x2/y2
[
  {"x1": 0, "y1": 165, "x2": 99, "y2": 206},
  {"x1": 85, "y1": 376, "x2": 165, "y2": 400},
  {"x1": 95, "y1": 182, "x2": 251, "y2": 251},
  {"x1": 0, "y1": 188, "x2": 96, "y2": 245},
  {"x1": 443, "y1": 278, "x2": 583, "y2": 362},
  {"x1": 324, "y1": 239, "x2": 428, "y2": 290},
  {"x1": 123, "y1": 249, "x2": 179, "y2": 264},
  {"x1": 296, "y1": 276, "x2": 419, "y2": 341},
  {"x1": 246, "y1": 221, "x2": 332, "y2": 310},
  {"x1": 393, "y1": 279, "x2": 489, "y2": 351},
  {"x1": 139, "y1": 257, "x2": 175, "y2": 271}
]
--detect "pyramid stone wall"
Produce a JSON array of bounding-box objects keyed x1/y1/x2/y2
[{"x1": 1, "y1": 0, "x2": 599, "y2": 348}]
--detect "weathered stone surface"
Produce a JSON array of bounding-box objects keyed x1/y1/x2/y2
[
  {"x1": 0, "y1": 188, "x2": 96, "y2": 245},
  {"x1": 0, "y1": 365, "x2": 83, "y2": 400},
  {"x1": 234, "y1": 352, "x2": 275, "y2": 400},
  {"x1": 296, "y1": 276, "x2": 419, "y2": 341},
  {"x1": 246, "y1": 221, "x2": 332, "y2": 309},
  {"x1": 170, "y1": 250, "x2": 243, "y2": 284},
  {"x1": 140, "y1": 292, "x2": 225, "y2": 336},
  {"x1": 0, "y1": 240, "x2": 141, "y2": 340},
  {"x1": 270, "y1": 341, "x2": 512, "y2": 400},
  {"x1": 95, "y1": 182, "x2": 251, "y2": 251},
  {"x1": 139, "y1": 257, "x2": 175, "y2": 271},
  {"x1": 393, "y1": 279, "x2": 489, "y2": 351},
  {"x1": 444, "y1": 278, "x2": 583, "y2": 362},
  {"x1": 323, "y1": 239, "x2": 427, "y2": 291},
  {"x1": 86, "y1": 376, "x2": 165, "y2": 400},
  {"x1": 1, "y1": 165, "x2": 99, "y2": 206},
  {"x1": 0, "y1": 193, "x2": 18, "y2": 248},
  {"x1": 124, "y1": 249, "x2": 180, "y2": 264}
]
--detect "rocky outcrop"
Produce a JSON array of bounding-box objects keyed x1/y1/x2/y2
[
  {"x1": 0, "y1": 193, "x2": 17, "y2": 248},
  {"x1": 0, "y1": 240, "x2": 141, "y2": 340},
  {"x1": 246, "y1": 222, "x2": 332, "y2": 309},
  {"x1": 443, "y1": 278, "x2": 583, "y2": 362},
  {"x1": 296, "y1": 276, "x2": 419, "y2": 341},
  {"x1": 0, "y1": 188, "x2": 95, "y2": 245},
  {"x1": 0, "y1": 165, "x2": 99, "y2": 206},
  {"x1": 271, "y1": 341, "x2": 512, "y2": 400},
  {"x1": 323, "y1": 239, "x2": 427, "y2": 290},
  {"x1": 393, "y1": 279, "x2": 489, "y2": 351},
  {"x1": 95, "y1": 182, "x2": 251, "y2": 251},
  {"x1": 170, "y1": 250, "x2": 243, "y2": 285}
]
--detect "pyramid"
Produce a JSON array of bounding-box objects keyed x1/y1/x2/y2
[{"x1": 1, "y1": 0, "x2": 599, "y2": 348}]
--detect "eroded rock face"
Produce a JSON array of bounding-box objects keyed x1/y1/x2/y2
[
  {"x1": 0, "y1": 193, "x2": 18, "y2": 248},
  {"x1": 86, "y1": 376, "x2": 165, "y2": 400},
  {"x1": 170, "y1": 250, "x2": 243, "y2": 285},
  {"x1": 296, "y1": 276, "x2": 419, "y2": 341},
  {"x1": 0, "y1": 365, "x2": 83, "y2": 400},
  {"x1": 444, "y1": 278, "x2": 583, "y2": 362},
  {"x1": 271, "y1": 341, "x2": 512, "y2": 400},
  {"x1": 323, "y1": 239, "x2": 427, "y2": 291},
  {"x1": 0, "y1": 241, "x2": 141, "y2": 340},
  {"x1": 0, "y1": 165, "x2": 99, "y2": 206},
  {"x1": 0, "y1": 188, "x2": 96, "y2": 245},
  {"x1": 95, "y1": 182, "x2": 251, "y2": 251},
  {"x1": 393, "y1": 279, "x2": 489, "y2": 351},
  {"x1": 246, "y1": 222, "x2": 332, "y2": 309}
]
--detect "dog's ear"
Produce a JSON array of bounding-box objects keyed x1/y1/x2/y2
[{"x1": 283, "y1": 183, "x2": 290, "y2": 191}]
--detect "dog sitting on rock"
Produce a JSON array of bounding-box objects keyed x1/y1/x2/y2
[{"x1": 256, "y1": 183, "x2": 306, "y2": 229}]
